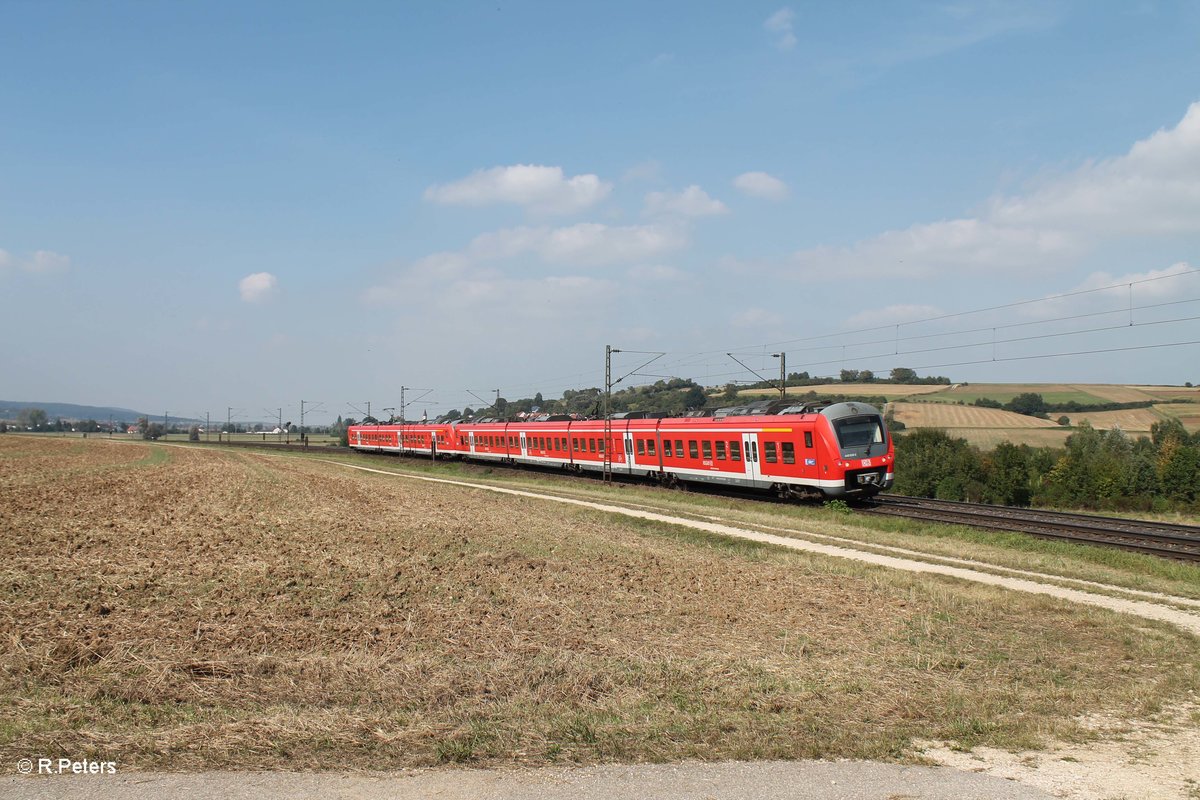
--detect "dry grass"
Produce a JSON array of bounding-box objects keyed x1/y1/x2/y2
[{"x1": 1, "y1": 436, "x2": 1198, "y2": 771}]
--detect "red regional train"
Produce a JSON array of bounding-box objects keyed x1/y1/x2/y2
[{"x1": 348, "y1": 401, "x2": 893, "y2": 499}]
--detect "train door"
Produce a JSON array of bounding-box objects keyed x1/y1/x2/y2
[
  {"x1": 430, "y1": 432, "x2": 437, "y2": 461},
  {"x1": 624, "y1": 433, "x2": 635, "y2": 474},
  {"x1": 468, "y1": 431, "x2": 475, "y2": 455},
  {"x1": 742, "y1": 432, "x2": 760, "y2": 485},
  {"x1": 520, "y1": 432, "x2": 527, "y2": 458}
]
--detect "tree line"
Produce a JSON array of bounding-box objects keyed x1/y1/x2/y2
[{"x1": 893, "y1": 419, "x2": 1200, "y2": 512}]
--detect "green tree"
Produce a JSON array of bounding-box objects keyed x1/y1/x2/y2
[
  {"x1": 889, "y1": 367, "x2": 917, "y2": 383},
  {"x1": 982, "y1": 442, "x2": 1031, "y2": 506},
  {"x1": 17, "y1": 408, "x2": 49, "y2": 430},
  {"x1": 893, "y1": 428, "x2": 984, "y2": 500},
  {"x1": 1007, "y1": 393, "x2": 1047, "y2": 417}
]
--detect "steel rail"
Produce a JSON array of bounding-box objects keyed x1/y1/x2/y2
[{"x1": 863, "y1": 495, "x2": 1200, "y2": 562}]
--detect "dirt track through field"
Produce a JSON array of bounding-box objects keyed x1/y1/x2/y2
[{"x1": 322, "y1": 460, "x2": 1200, "y2": 636}]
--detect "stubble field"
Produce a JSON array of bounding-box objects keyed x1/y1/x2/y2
[{"x1": 1, "y1": 436, "x2": 1198, "y2": 772}]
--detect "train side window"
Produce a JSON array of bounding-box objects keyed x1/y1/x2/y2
[
  {"x1": 637, "y1": 439, "x2": 646, "y2": 456},
  {"x1": 715, "y1": 441, "x2": 726, "y2": 460},
  {"x1": 663, "y1": 440, "x2": 673, "y2": 457},
  {"x1": 647, "y1": 439, "x2": 656, "y2": 456},
  {"x1": 730, "y1": 440, "x2": 741, "y2": 461},
  {"x1": 589, "y1": 438, "x2": 596, "y2": 452},
  {"x1": 688, "y1": 440, "x2": 699, "y2": 459},
  {"x1": 752, "y1": 441, "x2": 759, "y2": 462},
  {"x1": 676, "y1": 439, "x2": 684, "y2": 457},
  {"x1": 804, "y1": 431, "x2": 813, "y2": 448},
  {"x1": 702, "y1": 441, "x2": 712, "y2": 459},
  {"x1": 764, "y1": 442, "x2": 778, "y2": 463},
  {"x1": 782, "y1": 442, "x2": 795, "y2": 464},
  {"x1": 598, "y1": 439, "x2": 605, "y2": 453}
]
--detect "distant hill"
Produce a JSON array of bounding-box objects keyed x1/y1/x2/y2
[{"x1": 0, "y1": 401, "x2": 202, "y2": 425}]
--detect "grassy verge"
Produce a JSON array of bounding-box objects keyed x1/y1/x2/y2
[{"x1": 2, "y1": 437, "x2": 1197, "y2": 771}]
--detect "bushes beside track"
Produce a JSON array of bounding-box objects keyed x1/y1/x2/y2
[{"x1": 893, "y1": 419, "x2": 1200, "y2": 512}]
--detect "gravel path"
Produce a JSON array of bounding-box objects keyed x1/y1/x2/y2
[{"x1": 4, "y1": 760, "x2": 1054, "y2": 799}]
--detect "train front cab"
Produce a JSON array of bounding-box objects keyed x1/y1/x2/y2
[{"x1": 818, "y1": 402, "x2": 893, "y2": 497}]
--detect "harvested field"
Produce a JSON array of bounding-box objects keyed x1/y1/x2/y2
[
  {"x1": 1070, "y1": 384, "x2": 1162, "y2": 403},
  {"x1": 890, "y1": 402, "x2": 1059, "y2": 429},
  {"x1": 1127, "y1": 386, "x2": 1200, "y2": 402},
  {"x1": 1156, "y1": 403, "x2": 1200, "y2": 432},
  {"x1": 944, "y1": 428, "x2": 1074, "y2": 450},
  {"x1": 1064, "y1": 408, "x2": 1165, "y2": 432},
  {"x1": 2, "y1": 436, "x2": 1198, "y2": 772}
]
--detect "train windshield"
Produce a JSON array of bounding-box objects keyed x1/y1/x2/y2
[{"x1": 833, "y1": 416, "x2": 885, "y2": 451}]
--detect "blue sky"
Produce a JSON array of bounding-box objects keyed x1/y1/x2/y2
[{"x1": 3, "y1": 1, "x2": 1200, "y2": 423}]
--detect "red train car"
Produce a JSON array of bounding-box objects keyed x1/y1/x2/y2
[{"x1": 349, "y1": 402, "x2": 893, "y2": 499}]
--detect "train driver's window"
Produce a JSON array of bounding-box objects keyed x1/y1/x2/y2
[{"x1": 804, "y1": 431, "x2": 813, "y2": 448}]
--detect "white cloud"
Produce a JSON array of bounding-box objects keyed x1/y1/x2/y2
[
  {"x1": 990, "y1": 103, "x2": 1200, "y2": 235},
  {"x1": 733, "y1": 171, "x2": 789, "y2": 200},
  {"x1": 1020, "y1": 261, "x2": 1200, "y2": 320},
  {"x1": 25, "y1": 250, "x2": 71, "y2": 273},
  {"x1": 627, "y1": 264, "x2": 686, "y2": 282},
  {"x1": 423, "y1": 164, "x2": 612, "y2": 215},
  {"x1": 791, "y1": 218, "x2": 1080, "y2": 278},
  {"x1": 843, "y1": 304, "x2": 946, "y2": 330},
  {"x1": 764, "y1": 8, "x2": 797, "y2": 51},
  {"x1": 0, "y1": 248, "x2": 71, "y2": 274},
  {"x1": 238, "y1": 272, "x2": 278, "y2": 303},
  {"x1": 468, "y1": 222, "x2": 688, "y2": 267},
  {"x1": 643, "y1": 185, "x2": 728, "y2": 217},
  {"x1": 364, "y1": 223, "x2": 687, "y2": 307},
  {"x1": 788, "y1": 102, "x2": 1200, "y2": 280},
  {"x1": 732, "y1": 307, "x2": 785, "y2": 328}
]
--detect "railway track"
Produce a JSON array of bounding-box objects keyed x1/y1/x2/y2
[{"x1": 861, "y1": 495, "x2": 1200, "y2": 562}]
